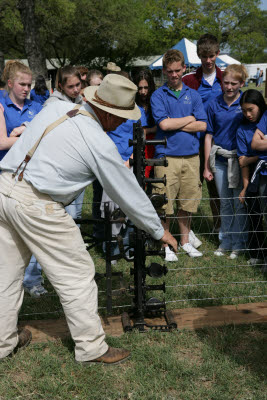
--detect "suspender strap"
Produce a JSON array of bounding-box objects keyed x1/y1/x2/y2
[{"x1": 13, "y1": 104, "x2": 97, "y2": 181}]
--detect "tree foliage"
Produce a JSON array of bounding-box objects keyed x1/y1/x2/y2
[
  {"x1": 195, "y1": 0, "x2": 266, "y2": 62},
  {"x1": 0, "y1": 0, "x2": 265, "y2": 69}
]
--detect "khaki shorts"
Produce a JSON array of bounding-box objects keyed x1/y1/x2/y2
[{"x1": 152, "y1": 155, "x2": 202, "y2": 214}]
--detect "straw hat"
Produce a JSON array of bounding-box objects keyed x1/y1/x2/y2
[
  {"x1": 84, "y1": 74, "x2": 141, "y2": 120},
  {"x1": 103, "y1": 62, "x2": 121, "y2": 72}
]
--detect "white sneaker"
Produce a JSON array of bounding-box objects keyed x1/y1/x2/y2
[
  {"x1": 189, "y1": 230, "x2": 202, "y2": 249},
  {"x1": 229, "y1": 250, "x2": 241, "y2": 260},
  {"x1": 165, "y1": 246, "x2": 178, "y2": 262},
  {"x1": 214, "y1": 248, "x2": 226, "y2": 257},
  {"x1": 180, "y1": 242, "x2": 203, "y2": 258},
  {"x1": 247, "y1": 258, "x2": 263, "y2": 266}
]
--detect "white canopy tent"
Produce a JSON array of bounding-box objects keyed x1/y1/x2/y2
[
  {"x1": 149, "y1": 38, "x2": 227, "y2": 69},
  {"x1": 218, "y1": 54, "x2": 241, "y2": 65}
]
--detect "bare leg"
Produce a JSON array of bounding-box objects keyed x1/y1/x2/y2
[{"x1": 177, "y1": 209, "x2": 191, "y2": 245}]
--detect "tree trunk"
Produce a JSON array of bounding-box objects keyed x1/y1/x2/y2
[
  {"x1": 0, "y1": 52, "x2": 5, "y2": 80},
  {"x1": 17, "y1": 0, "x2": 47, "y2": 78}
]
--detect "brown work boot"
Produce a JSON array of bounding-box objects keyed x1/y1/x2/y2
[
  {"x1": 1, "y1": 329, "x2": 32, "y2": 360},
  {"x1": 78, "y1": 347, "x2": 131, "y2": 366},
  {"x1": 14, "y1": 328, "x2": 32, "y2": 354}
]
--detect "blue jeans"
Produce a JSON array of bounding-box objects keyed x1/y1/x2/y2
[
  {"x1": 65, "y1": 190, "x2": 85, "y2": 220},
  {"x1": 214, "y1": 159, "x2": 248, "y2": 251},
  {"x1": 23, "y1": 255, "x2": 42, "y2": 289}
]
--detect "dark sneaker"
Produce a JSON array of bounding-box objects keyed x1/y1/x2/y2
[{"x1": 77, "y1": 347, "x2": 131, "y2": 365}]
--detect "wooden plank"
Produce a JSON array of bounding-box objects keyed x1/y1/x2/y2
[
  {"x1": 171, "y1": 302, "x2": 267, "y2": 330},
  {"x1": 19, "y1": 302, "x2": 267, "y2": 343}
]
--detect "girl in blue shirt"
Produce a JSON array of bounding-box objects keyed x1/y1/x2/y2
[
  {"x1": 133, "y1": 70, "x2": 156, "y2": 179},
  {"x1": 204, "y1": 64, "x2": 249, "y2": 259},
  {"x1": 237, "y1": 89, "x2": 267, "y2": 265},
  {"x1": 0, "y1": 61, "x2": 45, "y2": 298},
  {"x1": 0, "y1": 61, "x2": 42, "y2": 160},
  {"x1": 30, "y1": 75, "x2": 50, "y2": 105}
]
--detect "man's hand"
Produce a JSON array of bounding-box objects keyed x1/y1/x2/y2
[{"x1": 160, "y1": 230, "x2": 177, "y2": 253}]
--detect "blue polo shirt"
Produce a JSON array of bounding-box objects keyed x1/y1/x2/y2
[
  {"x1": 0, "y1": 95, "x2": 42, "y2": 160},
  {"x1": 30, "y1": 89, "x2": 50, "y2": 105},
  {"x1": 151, "y1": 83, "x2": 207, "y2": 157},
  {"x1": 0, "y1": 90, "x2": 7, "y2": 98},
  {"x1": 107, "y1": 118, "x2": 139, "y2": 161},
  {"x1": 236, "y1": 122, "x2": 259, "y2": 158},
  {"x1": 206, "y1": 92, "x2": 243, "y2": 151},
  {"x1": 257, "y1": 111, "x2": 267, "y2": 171},
  {"x1": 198, "y1": 77, "x2": 222, "y2": 112}
]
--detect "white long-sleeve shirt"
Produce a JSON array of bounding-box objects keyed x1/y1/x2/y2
[{"x1": 0, "y1": 101, "x2": 164, "y2": 240}]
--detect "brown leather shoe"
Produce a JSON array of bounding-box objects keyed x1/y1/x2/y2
[
  {"x1": 1, "y1": 329, "x2": 32, "y2": 360},
  {"x1": 14, "y1": 328, "x2": 32, "y2": 354},
  {"x1": 78, "y1": 347, "x2": 131, "y2": 365}
]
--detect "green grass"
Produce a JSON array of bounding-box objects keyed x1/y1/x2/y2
[
  {"x1": 242, "y1": 81, "x2": 266, "y2": 95},
  {"x1": 0, "y1": 324, "x2": 266, "y2": 400}
]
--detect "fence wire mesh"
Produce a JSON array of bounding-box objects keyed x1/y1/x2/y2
[{"x1": 19, "y1": 185, "x2": 267, "y2": 320}]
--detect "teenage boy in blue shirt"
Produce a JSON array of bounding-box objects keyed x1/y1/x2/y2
[
  {"x1": 151, "y1": 49, "x2": 207, "y2": 260},
  {"x1": 183, "y1": 34, "x2": 223, "y2": 232}
]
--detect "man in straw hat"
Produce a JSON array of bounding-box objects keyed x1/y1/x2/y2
[{"x1": 0, "y1": 74, "x2": 177, "y2": 365}]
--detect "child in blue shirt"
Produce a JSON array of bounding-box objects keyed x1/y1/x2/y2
[
  {"x1": 237, "y1": 89, "x2": 267, "y2": 264},
  {"x1": 133, "y1": 70, "x2": 156, "y2": 179},
  {"x1": 151, "y1": 49, "x2": 207, "y2": 260},
  {"x1": 30, "y1": 75, "x2": 50, "y2": 105},
  {"x1": 183, "y1": 34, "x2": 223, "y2": 232},
  {"x1": 204, "y1": 64, "x2": 249, "y2": 259}
]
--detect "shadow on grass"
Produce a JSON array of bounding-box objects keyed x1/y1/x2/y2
[{"x1": 195, "y1": 323, "x2": 267, "y2": 381}]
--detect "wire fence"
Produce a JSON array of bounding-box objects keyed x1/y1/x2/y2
[{"x1": 19, "y1": 191, "x2": 267, "y2": 320}]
